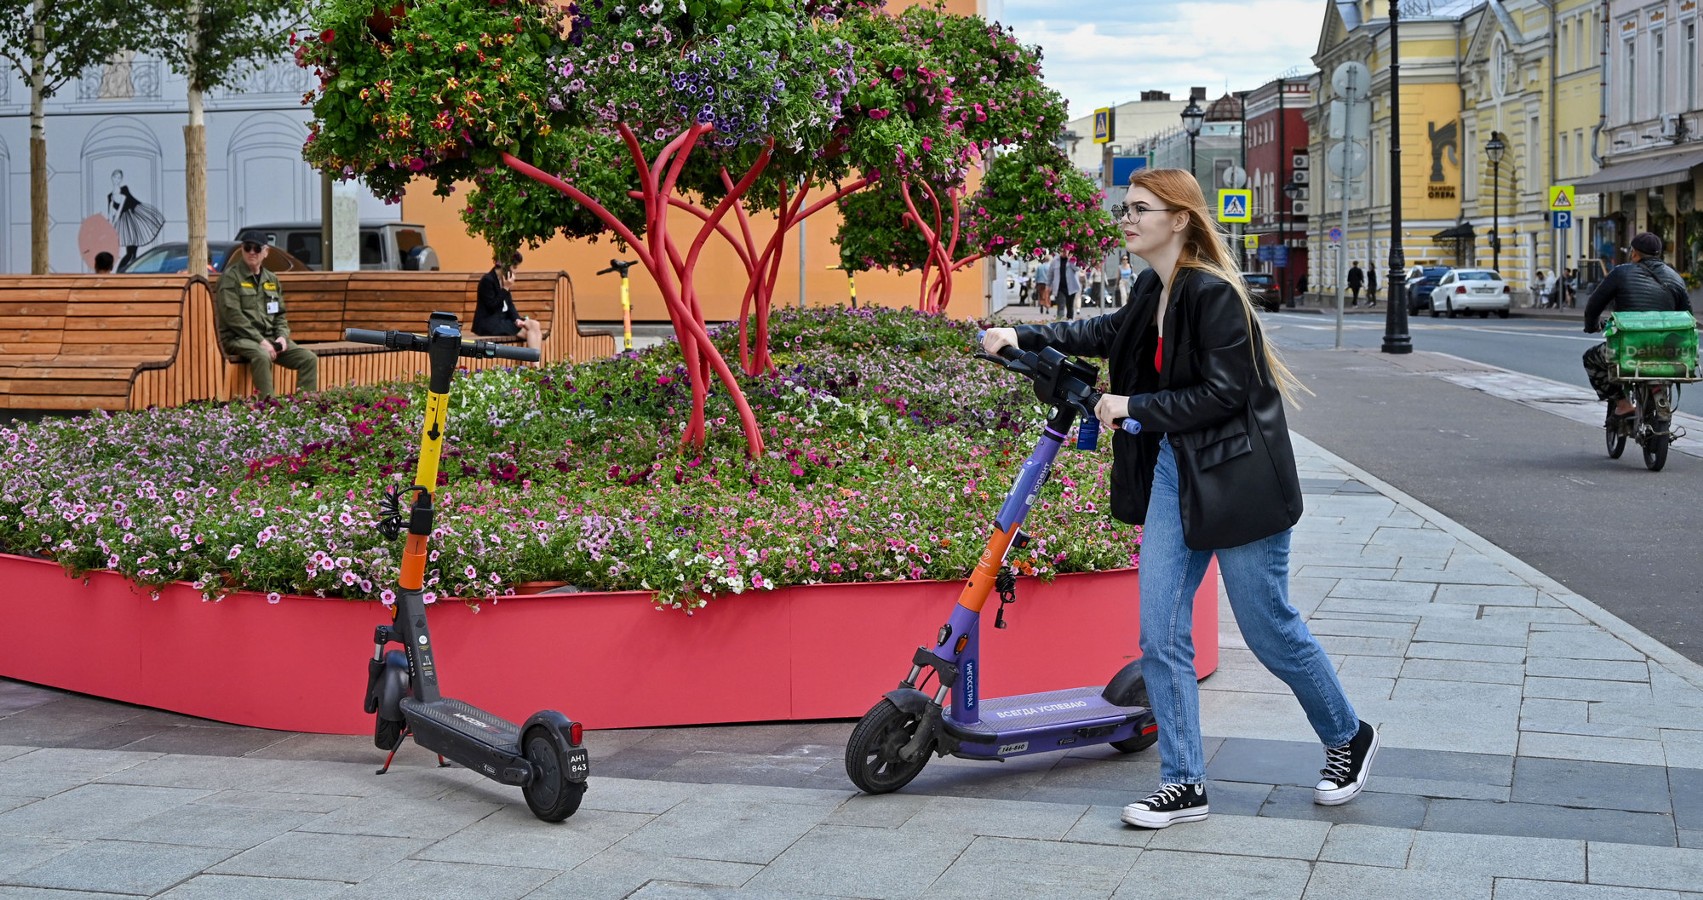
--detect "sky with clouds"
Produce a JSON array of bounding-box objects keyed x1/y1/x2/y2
[{"x1": 993, "y1": 0, "x2": 1329, "y2": 119}]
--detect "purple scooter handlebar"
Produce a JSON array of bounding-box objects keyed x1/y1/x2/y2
[{"x1": 976, "y1": 331, "x2": 1140, "y2": 438}]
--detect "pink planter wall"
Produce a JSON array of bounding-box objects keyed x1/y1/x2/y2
[{"x1": 0, "y1": 554, "x2": 1218, "y2": 733}]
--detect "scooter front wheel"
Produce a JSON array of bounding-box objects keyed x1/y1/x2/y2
[
  {"x1": 845, "y1": 699, "x2": 932, "y2": 794},
  {"x1": 375, "y1": 715, "x2": 405, "y2": 751},
  {"x1": 521, "y1": 729, "x2": 586, "y2": 822}
]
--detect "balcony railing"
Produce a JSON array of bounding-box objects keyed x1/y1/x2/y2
[{"x1": 80, "y1": 58, "x2": 162, "y2": 101}]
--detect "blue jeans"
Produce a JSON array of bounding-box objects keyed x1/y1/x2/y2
[{"x1": 1139, "y1": 439, "x2": 1359, "y2": 785}]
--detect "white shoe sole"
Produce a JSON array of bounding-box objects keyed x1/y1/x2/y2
[
  {"x1": 1314, "y1": 728, "x2": 1380, "y2": 806},
  {"x1": 1121, "y1": 804, "x2": 1209, "y2": 829}
]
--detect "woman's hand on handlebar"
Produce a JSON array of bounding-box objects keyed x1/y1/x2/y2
[
  {"x1": 981, "y1": 327, "x2": 1018, "y2": 356},
  {"x1": 1095, "y1": 393, "x2": 1131, "y2": 431}
]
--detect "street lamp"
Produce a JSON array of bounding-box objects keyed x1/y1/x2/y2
[
  {"x1": 1180, "y1": 98, "x2": 1205, "y2": 181},
  {"x1": 1283, "y1": 181, "x2": 1303, "y2": 307},
  {"x1": 1382, "y1": 0, "x2": 1412, "y2": 354},
  {"x1": 1485, "y1": 132, "x2": 1506, "y2": 273}
]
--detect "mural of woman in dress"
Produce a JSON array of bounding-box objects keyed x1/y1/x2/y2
[{"x1": 106, "y1": 169, "x2": 165, "y2": 270}]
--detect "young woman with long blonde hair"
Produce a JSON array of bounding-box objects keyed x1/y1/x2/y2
[{"x1": 982, "y1": 168, "x2": 1377, "y2": 828}]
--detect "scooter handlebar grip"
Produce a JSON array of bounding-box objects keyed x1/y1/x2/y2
[
  {"x1": 344, "y1": 328, "x2": 390, "y2": 346},
  {"x1": 1118, "y1": 418, "x2": 1142, "y2": 435},
  {"x1": 461, "y1": 340, "x2": 541, "y2": 362}
]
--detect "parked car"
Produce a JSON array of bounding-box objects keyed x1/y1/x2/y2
[
  {"x1": 1405, "y1": 266, "x2": 1452, "y2": 314},
  {"x1": 1429, "y1": 268, "x2": 1512, "y2": 318},
  {"x1": 119, "y1": 241, "x2": 312, "y2": 275},
  {"x1": 233, "y1": 221, "x2": 438, "y2": 271},
  {"x1": 1242, "y1": 271, "x2": 1281, "y2": 312}
]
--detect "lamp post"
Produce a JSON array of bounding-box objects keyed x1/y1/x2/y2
[
  {"x1": 1486, "y1": 132, "x2": 1506, "y2": 273},
  {"x1": 1283, "y1": 180, "x2": 1303, "y2": 307},
  {"x1": 1181, "y1": 98, "x2": 1205, "y2": 182},
  {"x1": 1381, "y1": 0, "x2": 1412, "y2": 353}
]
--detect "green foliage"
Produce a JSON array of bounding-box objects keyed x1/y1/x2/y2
[
  {"x1": 834, "y1": 178, "x2": 932, "y2": 274},
  {"x1": 141, "y1": 0, "x2": 310, "y2": 92},
  {"x1": 0, "y1": 0, "x2": 147, "y2": 96},
  {"x1": 962, "y1": 144, "x2": 1121, "y2": 266}
]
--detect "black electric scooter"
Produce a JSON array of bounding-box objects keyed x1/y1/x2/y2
[{"x1": 349, "y1": 313, "x2": 589, "y2": 822}]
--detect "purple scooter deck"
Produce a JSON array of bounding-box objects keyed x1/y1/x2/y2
[{"x1": 942, "y1": 686, "x2": 1148, "y2": 759}]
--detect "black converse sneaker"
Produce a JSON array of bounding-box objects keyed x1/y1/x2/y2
[
  {"x1": 1121, "y1": 783, "x2": 1209, "y2": 828},
  {"x1": 1314, "y1": 720, "x2": 1379, "y2": 806}
]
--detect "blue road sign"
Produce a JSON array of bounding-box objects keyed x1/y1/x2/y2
[
  {"x1": 1109, "y1": 156, "x2": 1148, "y2": 189},
  {"x1": 1272, "y1": 246, "x2": 1288, "y2": 267},
  {"x1": 1553, "y1": 210, "x2": 1573, "y2": 230},
  {"x1": 1328, "y1": 227, "x2": 1343, "y2": 243}
]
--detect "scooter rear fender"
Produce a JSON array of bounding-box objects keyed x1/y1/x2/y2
[
  {"x1": 375, "y1": 650, "x2": 410, "y2": 722},
  {"x1": 519, "y1": 710, "x2": 589, "y2": 784}
]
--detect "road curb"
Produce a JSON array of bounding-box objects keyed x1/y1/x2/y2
[{"x1": 1290, "y1": 430, "x2": 1703, "y2": 692}]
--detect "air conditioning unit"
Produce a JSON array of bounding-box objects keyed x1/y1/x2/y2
[
  {"x1": 1292, "y1": 201, "x2": 1310, "y2": 216},
  {"x1": 1293, "y1": 154, "x2": 1310, "y2": 169},
  {"x1": 1292, "y1": 170, "x2": 1310, "y2": 185},
  {"x1": 1660, "y1": 113, "x2": 1688, "y2": 141}
]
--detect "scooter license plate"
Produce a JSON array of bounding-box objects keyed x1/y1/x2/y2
[{"x1": 565, "y1": 747, "x2": 590, "y2": 782}]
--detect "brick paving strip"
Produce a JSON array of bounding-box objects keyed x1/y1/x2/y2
[{"x1": 1, "y1": 434, "x2": 1701, "y2": 898}]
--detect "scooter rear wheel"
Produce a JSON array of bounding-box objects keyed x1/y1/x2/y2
[
  {"x1": 521, "y1": 729, "x2": 586, "y2": 822},
  {"x1": 845, "y1": 699, "x2": 931, "y2": 794},
  {"x1": 1104, "y1": 671, "x2": 1158, "y2": 753}
]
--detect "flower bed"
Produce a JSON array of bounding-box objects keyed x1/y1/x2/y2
[{"x1": 0, "y1": 307, "x2": 1142, "y2": 610}]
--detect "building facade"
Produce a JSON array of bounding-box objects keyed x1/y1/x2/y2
[
  {"x1": 1574, "y1": 0, "x2": 1703, "y2": 284},
  {"x1": 1245, "y1": 76, "x2": 1314, "y2": 302}
]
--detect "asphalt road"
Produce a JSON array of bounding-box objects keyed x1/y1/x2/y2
[{"x1": 1271, "y1": 334, "x2": 1702, "y2": 667}]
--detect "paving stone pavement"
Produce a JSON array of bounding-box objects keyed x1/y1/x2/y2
[{"x1": 4, "y1": 409, "x2": 1703, "y2": 896}]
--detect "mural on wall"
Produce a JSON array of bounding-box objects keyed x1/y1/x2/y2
[
  {"x1": 1427, "y1": 120, "x2": 1458, "y2": 186},
  {"x1": 105, "y1": 169, "x2": 166, "y2": 269}
]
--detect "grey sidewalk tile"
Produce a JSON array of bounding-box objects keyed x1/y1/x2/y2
[
  {"x1": 1423, "y1": 799, "x2": 1675, "y2": 847},
  {"x1": 1481, "y1": 606, "x2": 1592, "y2": 624},
  {"x1": 609, "y1": 796, "x2": 832, "y2": 865},
  {"x1": 1527, "y1": 657, "x2": 1651, "y2": 682},
  {"x1": 693, "y1": 783, "x2": 854, "y2": 808},
  {"x1": 897, "y1": 795, "x2": 1089, "y2": 841},
  {"x1": 209, "y1": 830, "x2": 429, "y2": 882},
  {"x1": 1353, "y1": 700, "x2": 1520, "y2": 756},
  {"x1": 881, "y1": 759, "x2": 1052, "y2": 802},
  {"x1": 1209, "y1": 738, "x2": 1324, "y2": 788},
  {"x1": 1651, "y1": 668, "x2": 1703, "y2": 709},
  {"x1": 1491, "y1": 881, "x2": 1688, "y2": 900},
  {"x1": 744, "y1": 824, "x2": 971, "y2": 899},
  {"x1": 1059, "y1": 806, "x2": 1157, "y2": 848},
  {"x1": 624, "y1": 883, "x2": 817, "y2": 899},
  {"x1": 0, "y1": 834, "x2": 82, "y2": 880},
  {"x1": 1683, "y1": 829, "x2": 1703, "y2": 850},
  {"x1": 1338, "y1": 655, "x2": 1406, "y2": 680},
  {"x1": 1318, "y1": 823, "x2": 1413, "y2": 868},
  {"x1": 1314, "y1": 597, "x2": 1464, "y2": 621},
  {"x1": 0, "y1": 796, "x2": 29, "y2": 816},
  {"x1": 1412, "y1": 618, "x2": 1532, "y2": 648},
  {"x1": 1337, "y1": 675, "x2": 1398, "y2": 702},
  {"x1": 1376, "y1": 746, "x2": 1514, "y2": 786},
  {"x1": 594, "y1": 749, "x2": 696, "y2": 781},
  {"x1": 1437, "y1": 558, "x2": 1532, "y2": 587},
  {"x1": 1115, "y1": 848, "x2": 1311, "y2": 899},
  {"x1": 0, "y1": 747, "x2": 29, "y2": 764},
  {"x1": 1589, "y1": 704, "x2": 1703, "y2": 731},
  {"x1": 1368, "y1": 529, "x2": 1459, "y2": 557},
  {"x1": 0, "y1": 748, "x2": 161, "y2": 799},
  {"x1": 1669, "y1": 768, "x2": 1703, "y2": 832},
  {"x1": 0, "y1": 782, "x2": 210, "y2": 839},
  {"x1": 1667, "y1": 741, "x2": 1703, "y2": 771},
  {"x1": 339, "y1": 858, "x2": 559, "y2": 900},
  {"x1": 1587, "y1": 843, "x2": 1703, "y2": 891},
  {"x1": 1303, "y1": 863, "x2": 1493, "y2": 899},
  {"x1": 1523, "y1": 720, "x2": 1661, "y2": 742},
  {"x1": 1372, "y1": 776, "x2": 1510, "y2": 802},
  {"x1": 1521, "y1": 697, "x2": 1590, "y2": 728},
  {"x1": 1143, "y1": 811, "x2": 1330, "y2": 859},
  {"x1": 647, "y1": 749, "x2": 841, "y2": 791},
  {"x1": 1399, "y1": 658, "x2": 1526, "y2": 685},
  {"x1": 1512, "y1": 757, "x2": 1673, "y2": 814},
  {"x1": 1328, "y1": 578, "x2": 1438, "y2": 604},
  {"x1": 6, "y1": 839, "x2": 233, "y2": 895},
  {"x1": 1407, "y1": 641, "x2": 1529, "y2": 664},
  {"x1": 1407, "y1": 830, "x2": 1586, "y2": 880},
  {"x1": 293, "y1": 795, "x2": 501, "y2": 840},
  {"x1": 154, "y1": 873, "x2": 349, "y2": 899},
  {"x1": 1528, "y1": 631, "x2": 1648, "y2": 662},
  {"x1": 414, "y1": 807, "x2": 653, "y2": 870},
  {"x1": 927, "y1": 834, "x2": 1137, "y2": 900},
  {"x1": 573, "y1": 777, "x2": 698, "y2": 816},
  {"x1": 194, "y1": 790, "x2": 358, "y2": 814},
  {"x1": 108, "y1": 724, "x2": 293, "y2": 758},
  {"x1": 1433, "y1": 584, "x2": 1541, "y2": 607},
  {"x1": 1319, "y1": 634, "x2": 1410, "y2": 657},
  {"x1": 102, "y1": 753, "x2": 480, "y2": 801},
  {"x1": 1390, "y1": 677, "x2": 1524, "y2": 708},
  {"x1": 1297, "y1": 565, "x2": 1397, "y2": 581},
  {"x1": 111, "y1": 801, "x2": 322, "y2": 849},
  {"x1": 1261, "y1": 785, "x2": 1430, "y2": 830},
  {"x1": 1310, "y1": 618, "x2": 1418, "y2": 640},
  {"x1": 1516, "y1": 732, "x2": 1667, "y2": 767},
  {"x1": 563, "y1": 848, "x2": 763, "y2": 893},
  {"x1": 823, "y1": 793, "x2": 928, "y2": 829},
  {"x1": 1525, "y1": 677, "x2": 1655, "y2": 705}
]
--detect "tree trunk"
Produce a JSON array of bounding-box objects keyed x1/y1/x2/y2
[
  {"x1": 29, "y1": 0, "x2": 48, "y2": 274},
  {"x1": 184, "y1": 4, "x2": 208, "y2": 276}
]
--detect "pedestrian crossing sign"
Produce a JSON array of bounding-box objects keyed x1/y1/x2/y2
[
  {"x1": 1217, "y1": 190, "x2": 1252, "y2": 223},
  {"x1": 1548, "y1": 185, "x2": 1575, "y2": 211},
  {"x1": 1243, "y1": 234, "x2": 1259, "y2": 250}
]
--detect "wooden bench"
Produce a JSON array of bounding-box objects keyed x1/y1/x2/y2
[
  {"x1": 0, "y1": 277, "x2": 226, "y2": 412},
  {"x1": 220, "y1": 270, "x2": 614, "y2": 398},
  {"x1": 0, "y1": 270, "x2": 613, "y2": 412}
]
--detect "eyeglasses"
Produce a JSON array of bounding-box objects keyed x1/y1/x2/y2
[
  {"x1": 1112, "y1": 203, "x2": 1175, "y2": 224},
  {"x1": 241, "y1": 243, "x2": 265, "y2": 253}
]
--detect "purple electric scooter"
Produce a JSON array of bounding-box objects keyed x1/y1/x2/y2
[{"x1": 844, "y1": 339, "x2": 1154, "y2": 794}]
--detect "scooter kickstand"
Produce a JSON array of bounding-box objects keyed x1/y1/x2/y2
[
  {"x1": 376, "y1": 728, "x2": 412, "y2": 776},
  {"x1": 437, "y1": 754, "x2": 450, "y2": 768}
]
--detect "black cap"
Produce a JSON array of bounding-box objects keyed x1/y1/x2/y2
[{"x1": 1630, "y1": 232, "x2": 1663, "y2": 256}]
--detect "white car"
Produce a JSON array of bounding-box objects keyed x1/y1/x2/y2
[{"x1": 1430, "y1": 268, "x2": 1512, "y2": 318}]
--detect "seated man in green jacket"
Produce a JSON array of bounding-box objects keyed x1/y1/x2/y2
[{"x1": 216, "y1": 239, "x2": 318, "y2": 397}]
